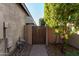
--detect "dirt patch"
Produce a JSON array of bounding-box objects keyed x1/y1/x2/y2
[
  {"x1": 47, "y1": 44, "x2": 79, "y2": 56},
  {"x1": 64, "y1": 44, "x2": 79, "y2": 56},
  {"x1": 47, "y1": 44, "x2": 64, "y2": 56}
]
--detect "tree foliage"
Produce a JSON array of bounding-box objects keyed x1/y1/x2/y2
[
  {"x1": 44, "y1": 3, "x2": 79, "y2": 40},
  {"x1": 44, "y1": 3, "x2": 79, "y2": 28},
  {"x1": 39, "y1": 18, "x2": 45, "y2": 26}
]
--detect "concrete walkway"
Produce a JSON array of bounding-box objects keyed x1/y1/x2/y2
[{"x1": 29, "y1": 45, "x2": 48, "y2": 56}]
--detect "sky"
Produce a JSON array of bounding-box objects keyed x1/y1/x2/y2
[{"x1": 25, "y1": 3, "x2": 44, "y2": 26}]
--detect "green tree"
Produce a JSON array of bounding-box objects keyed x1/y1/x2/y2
[
  {"x1": 39, "y1": 18, "x2": 45, "y2": 26},
  {"x1": 44, "y1": 3, "x2": 79, "y2": 42}
]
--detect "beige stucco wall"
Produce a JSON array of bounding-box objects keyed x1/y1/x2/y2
[
  {"x1": 27, "y1": 25, "x2": 32, "y2": 45},
  {"x1": 0, "y1": 3, "x2": 31, "y2": 55},
  {"x1": 24, "y1": 24, "x2": 33, "y2": 45}
]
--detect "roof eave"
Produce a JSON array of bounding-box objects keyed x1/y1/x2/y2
[{"x1": 21, "y1": 3, "x2": 36, "y2": 25}]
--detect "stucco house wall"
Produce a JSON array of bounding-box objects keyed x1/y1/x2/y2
[{"x1": 0, "y1": 3, "x2": 34, "y2": 55}]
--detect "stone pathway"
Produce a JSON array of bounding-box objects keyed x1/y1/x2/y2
[{"x1": 29, "y1": 44, "x2": 48, "y2": 56}]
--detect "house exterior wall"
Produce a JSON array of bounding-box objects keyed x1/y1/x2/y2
[
  {"x1": 0, "y1": 3, "x2": 32, "y2": 55},
  {"x1": 24, "y1": 24, "x2": 34, "y2": 45},
  {"x1": 27, "y1": 25, "x2": 32, "y2": 45}
]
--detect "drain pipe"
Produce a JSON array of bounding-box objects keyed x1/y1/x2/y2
[{"x1": 3, "y1": 22, "x2": 8, "y2": 55}]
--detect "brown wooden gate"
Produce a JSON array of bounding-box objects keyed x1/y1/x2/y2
[{"x1": 32, "y1": 26, "x2": 46, "y2": 44}]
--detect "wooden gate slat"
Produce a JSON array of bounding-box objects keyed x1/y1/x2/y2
[{"x1": 32, "y1": 26, "x2": 46, "y2": 44}]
